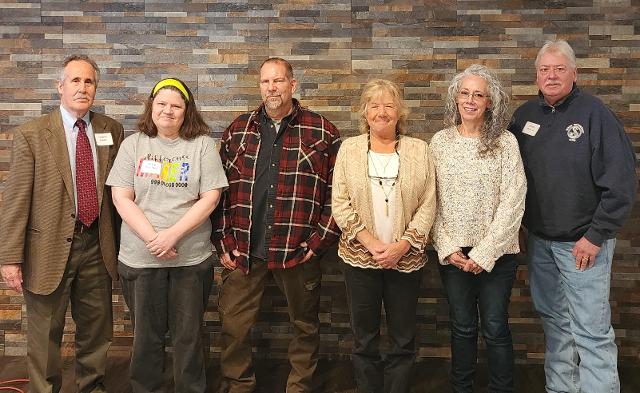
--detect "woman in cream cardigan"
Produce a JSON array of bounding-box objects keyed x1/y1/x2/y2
[
  {"x1": 332, "y1": 79, "x2": 436, "y2": 393},
  {"x1": 430, "y1": 64, "x2": 526, "y2": 392}
]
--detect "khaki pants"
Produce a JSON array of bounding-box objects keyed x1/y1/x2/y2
[
  {"x1": 218, "y1": 256, "x2": 321, "y2": 393},
  {"x1": 24, "y1": 224, "x2": 112, "y2": 393}
]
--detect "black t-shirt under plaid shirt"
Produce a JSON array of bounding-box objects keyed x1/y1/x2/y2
[{"x1": 249, "y1": 110, "x2": 292, "y2": 259}]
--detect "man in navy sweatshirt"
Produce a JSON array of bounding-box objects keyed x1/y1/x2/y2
[{"x1": 509, "y1": 39, "x2": 636, "y2": 393}]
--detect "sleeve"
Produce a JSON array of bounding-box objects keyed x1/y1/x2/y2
[
  {"x1": 306, "y1": 119, "x2": 342, "y2": 255},
  {"x1": 468, "y1": 135, "x2": 526, "y2": 272},
  {"x1": 105, "y1": 134, "x2": 136, "y2": 188},
  {"x1": 198, "y1": 136, "x2": 229, "y2": 193},
  {"x1": 0, "y1": 128, "x2": 34, "y2": 265},
  {"x1": 399, "y1": 143, "x2": 437, "y2": 252},
  {"x1": 431, "y1": 213, "x2": 462, "y2": 265},
  {"x1": 584, "y1": 106, "x2": 638, "y2": 246},
  {"x1": 427, "y1": 134, "x2": 461, "y2": 263},
  {"x1": 210, "y1": 123, "x2": 238, "y2": 255},
  {"x1": 331, "y1": 139, "x2": 367, "y2": 241}
]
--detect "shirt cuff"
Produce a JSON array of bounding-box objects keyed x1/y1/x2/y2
[{"x1": 583, "y1": 228, "x2": 605, "y2": 247}]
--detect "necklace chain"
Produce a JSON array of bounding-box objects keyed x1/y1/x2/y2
[{"x1": 367, "y1": 132, "x2": 400, "y2": 216}]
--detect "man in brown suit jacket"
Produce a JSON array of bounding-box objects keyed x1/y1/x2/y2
[{"x1": 0, "y1": 55, "x2": 123, "y2": 393}]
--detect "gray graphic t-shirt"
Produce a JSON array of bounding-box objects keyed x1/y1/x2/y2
[{"x1": 106, "y1": 133, "x2": 228, "y2": 268}]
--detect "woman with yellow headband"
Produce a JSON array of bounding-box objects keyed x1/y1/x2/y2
[{"x1": 107, "y1": 78, "x2": 228, "y2": 392}]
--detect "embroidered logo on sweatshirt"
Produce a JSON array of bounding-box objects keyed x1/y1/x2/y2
[{"x1": 566, "y1": 123, "x2": 584, "y2": 142}]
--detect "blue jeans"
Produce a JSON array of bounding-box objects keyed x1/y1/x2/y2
[
  {"x1": 527, "y1": 234, "x2": 619, "y2": 393},
  {"x1": 438, "y1": 252, "x2": 518, "y2": 393}
]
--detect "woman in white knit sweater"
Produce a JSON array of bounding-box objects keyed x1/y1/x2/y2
[
  {"x1": 332, "y1": 79, "x2": 436, "y2": 393},
  {"x1": 430, "y1": 64, "x2": 526, "y2": 393}
]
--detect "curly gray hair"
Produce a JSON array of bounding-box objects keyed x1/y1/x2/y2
[{"x1": 444, "y1": 64, "x2": 510, "y2": 157}]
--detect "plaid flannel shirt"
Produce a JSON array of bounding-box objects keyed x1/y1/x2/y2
[{"x1": 212, "y1": 99, "x2": 341, "y2": 272}]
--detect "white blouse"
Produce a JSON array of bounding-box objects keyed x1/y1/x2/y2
[{"x1": 368, "y1": 151, "x2": 399, "y2": 244}]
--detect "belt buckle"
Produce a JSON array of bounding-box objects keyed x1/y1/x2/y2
[{"x1": 75, "y1": 221, "x2": 93, "y2": 234}]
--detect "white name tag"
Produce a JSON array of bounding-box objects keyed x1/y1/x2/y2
[
  {"x1": 140, "y1": 160, "x2": 162, "y2": 175},
  {"x1": 522, "y1": 121, "x2": 540, "y2": 136},
  {"x1": 94, "y1": 133, "x2": 114, "y2": 146}
]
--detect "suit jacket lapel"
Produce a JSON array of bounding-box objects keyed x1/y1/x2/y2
[
  {"x1": 45, "y1": 109, "x2": 75, "y2": 206},
  {"x1": 90, "y1": 111, "x2": 109, "y2": 210}
]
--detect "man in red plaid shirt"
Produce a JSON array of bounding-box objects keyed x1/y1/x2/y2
[{"x1": 212, "y1": 57, "x2": 341, "y2": 393}]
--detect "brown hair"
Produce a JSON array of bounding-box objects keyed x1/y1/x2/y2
[
  {"x1": 260, "y1": 57, "x2": 294, "y2": 79},
  {"x1": 137, "y1": 78, "x2": 210, "y2": 140}
]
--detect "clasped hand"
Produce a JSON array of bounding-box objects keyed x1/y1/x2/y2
[
  {"x1": 366, "y1": 238, "x2": 410, "y2": 269},
  {"x1": 146, "y1": 230, "x2": 178, "y2": 259},
  {"x1": 447, "y1": 251, "x2": 483, "y2": 275}
]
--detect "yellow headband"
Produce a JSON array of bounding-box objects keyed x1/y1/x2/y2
[{"x1": 152, "y1": 78, "x2": 190, "y2": 102}]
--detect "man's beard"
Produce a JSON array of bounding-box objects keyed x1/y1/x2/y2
[{"x1": 265, "y1": 95, "x2": 283, "y2": 110}]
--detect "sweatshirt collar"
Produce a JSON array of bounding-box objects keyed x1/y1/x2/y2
[{"x1": 538, "y1": 83, "x2": 579, "y2": 109}]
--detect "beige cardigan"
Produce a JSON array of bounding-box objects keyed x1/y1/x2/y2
[{"x1": 332, "y1": 134, "x2": 437, "y2": 272}]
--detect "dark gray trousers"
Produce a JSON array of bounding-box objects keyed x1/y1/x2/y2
[{"x1": 118, "y1": 257, "x2": 213, "y2": 393}]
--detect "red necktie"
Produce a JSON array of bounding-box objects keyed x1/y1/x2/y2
[{"x1": 75, "y1": 119, "x2": 99, "y2": 226}]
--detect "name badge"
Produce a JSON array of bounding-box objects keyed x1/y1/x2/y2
[
  {"x1": 140, "y1": 160, "x2": 162, "y2": 176},
  {"x1": 94, "y1": 133, "x2": 114, "y2": 146},
  {"x1": 522, "y1": 121, "x2": 540, "y2": 136}
]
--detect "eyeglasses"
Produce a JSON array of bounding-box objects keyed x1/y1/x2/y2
[
  {"x1": 458, "y1": 90, "x2": 487, "y2": 101},
  {"x1": 537, "y1": 65, "x2": 568, "y2": 75}
]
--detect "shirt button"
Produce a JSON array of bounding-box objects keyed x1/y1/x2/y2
[
  {"x1": 268, "y1": 225, "x2": 272, "y2": 229},
  {"x1": 271, "y1": 163, "x2": 275, "y2": 167},
  {"x1": 270, "y1": 185, "x2": 274, "y2": 188},
  {"x1": 269, "y1": 204, "x2": 273, "y2": 208},
  {"x1": 66, "y1": 238, "x2": 72, "y2": 242},
  {"x1": 71, "y1": 213, "x2": 75, "y2": 219}
]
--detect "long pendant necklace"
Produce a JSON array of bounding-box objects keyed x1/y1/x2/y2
[{"x1": 367, "y1": 133, "x2": 400, "y2": 216}]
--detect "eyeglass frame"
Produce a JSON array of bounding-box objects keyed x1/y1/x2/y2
[{"x1": 457, "y1": 90, "x2": 488, "y2": 102}]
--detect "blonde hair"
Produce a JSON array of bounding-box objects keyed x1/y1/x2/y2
[{"x1": 358, "y1": 79, "x2": 409, "y2": 135}]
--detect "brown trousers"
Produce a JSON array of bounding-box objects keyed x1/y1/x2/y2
[
  {"x1": 218, "y1": 256, "x2": 321, "y2": 393},
  {"x1": 24, "y1": 224, "x2": 112, "y2": 393}
]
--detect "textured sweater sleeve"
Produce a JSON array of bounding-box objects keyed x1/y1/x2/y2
[
  {"x1": 331, "y1": 140, "x2": 367, "y2": 241},
  {"x1": 400, "y1": 143, "x2": 437, "y2": 252},
  {"x1": 431, "y1": 213, "x2": 462, "y2": 264},
  {"x1": 584, "y1": 106, "x2": 637, "y2": 246},
  {"x1": 468, "y1": 135, "x2": 526, "y2": 272},
  {"x1": 429, "y1": 134, "x2": 461, "y2": 263}
]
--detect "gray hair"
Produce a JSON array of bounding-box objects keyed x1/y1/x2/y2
[
  {"x1": 444, "y1": 64, "x2": 510, "y2": 157},
  {"x1": 535, "y1": 39, "x2": 576, "y2": 69},
  {"x1": 58, "y1": 54, "x2": 100, "y2": 85},
  {"x1": 358, "y1": 79, "x2": 409, "y2": 135}
]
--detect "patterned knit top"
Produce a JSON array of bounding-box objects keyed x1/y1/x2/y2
[
  {"x1": 430, "y1": 126, "x2": 526, "y2": 272},
  {"x1": 332, "y1": 134, "x2": 437, "y2": 272}
]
